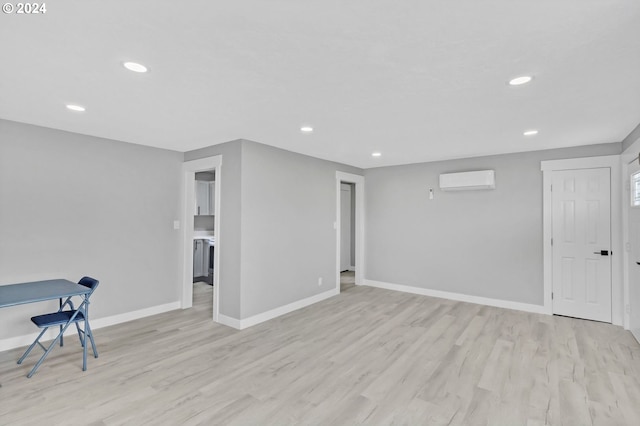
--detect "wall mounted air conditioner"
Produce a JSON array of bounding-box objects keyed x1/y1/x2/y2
[{"x1": 439, "y1": 170, "x2": 495, "y2": 191}]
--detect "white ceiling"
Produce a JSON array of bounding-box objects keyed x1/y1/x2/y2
[{"x1": 1, "y1": 1, "x2": 639, "y2": 168}]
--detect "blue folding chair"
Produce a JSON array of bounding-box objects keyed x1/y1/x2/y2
[{"x1": 18, "y1": 276, "x2": 99, "y2": 378}]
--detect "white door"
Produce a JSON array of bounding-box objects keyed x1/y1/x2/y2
[
  {"x1": 340, "y1": 184, "x2": 352, "y2": 271},
  {"x1": 552, "y1": 168, "x2": 612, "y2": 322},
  {"x1": 628, "y1": 162, "x2": 640, "y2": 342}
]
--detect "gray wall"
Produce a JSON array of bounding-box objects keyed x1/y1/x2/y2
[
  {"x1": 240, "y1": 141, "x2": 362, "y2": 317},
  {"x1": 3, "y1": 116, "x2": 622, "y2": 338},
  {"x1": 187, "y1": 139, "x2": 362, "y2": 319},
  {"x1": 364, "y1": 142, "x2": 621, "y2": 306},
  {"x1": 0, "y1": 120, "x2": 183, "y2": 339},
  {"x1": 194, "y1": 215, "x2": 214, "y2": 231},
  {"x1": 184, "y1": 141, "x2": 243, "y2": 319},
  {"x1": 195, "y1": 172, "x2": 215, "y2": 181},
  {"x1": 622, "y1": 121, "x2": 640, "y2": 152}
]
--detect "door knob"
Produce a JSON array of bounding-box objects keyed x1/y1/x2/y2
[{"x1": 593, "y1": 250, "x2": 609, "y2": 256}]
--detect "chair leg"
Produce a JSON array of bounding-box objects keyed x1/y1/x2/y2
[
  {"x1": 82, "y1": 336, "x2": 87, "y2": 372},
  {"x1": 26, "y1": 330, "x2": 64, "y2": 378},
  {"x1": 85, "y1": 321, "x2": 98, "y2": 358},
  {"x1": 75, "y1": 322, "x2": 84, "y2": 347},
  {"x1": 17, "y1": 327, "x2": 48, "y2": 365}
]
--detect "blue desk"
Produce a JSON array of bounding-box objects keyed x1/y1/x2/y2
[{"x1": 0, "y1": 279, "x2": 92, "y2": 377}]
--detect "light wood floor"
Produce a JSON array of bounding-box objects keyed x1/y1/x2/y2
[
  {"x1": 341, "y1": 270, "x2": 355, "y2": 292},
  {"x1": 2, "y1": 282, "x2": 640, "y2": 425}
]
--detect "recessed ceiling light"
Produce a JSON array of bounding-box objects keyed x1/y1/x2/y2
[
  {"x1": 123, "y1": 62, "x2": 148, "y2": 73},
  {"x1": 300, "y1": 126, "x2": 313, "y2": 133},
  {"x1": 372, "y1": 152, "x2": 382, "y2": 157},
  {"x1": 523, "y1": 129, "x2": 539, "y2": 136},
  {"x1": 509, "y1": 75, "x2": 533, "y2": 86},
  {"x1": 66, "y1": 104, "x2": 86, "y2": 112}
]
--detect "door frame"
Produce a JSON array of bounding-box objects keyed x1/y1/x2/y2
[
  {"x1": 541, "y1": 155, "x2": 622, "y2": 325},
  {"x1": 336, "y1": 172, "x2": 365, "y2": 292},
  {"x1": 181, "y1": 155, "x2": 222, "y2": 322}
]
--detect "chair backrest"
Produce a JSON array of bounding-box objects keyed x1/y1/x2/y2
[{"x1": 78, "y1": 276, "x2": 99, "y2": 297}]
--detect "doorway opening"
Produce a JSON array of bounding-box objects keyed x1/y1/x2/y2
[
  {"x1": 193, "y1": 171, "x2": 215, "y2": 313},
  {"x1": 182, "y1": 156, "x2": 222, "y2": 322},
  {"x1": 336, "y1": 172, "x2": 364, "y2": 293},
  {"x1": 340, "y1": 183, "x2": 355, "y2": 292}
]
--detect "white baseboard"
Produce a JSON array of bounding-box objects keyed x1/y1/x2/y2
[
  {"x1": 89, "y1": 301, "x2": 181, "y2": 330},
  {"x1": 0, "y1": 332, "x2": 51, "y2": 353},
  {"x1": 218, "y1": 314, "x2": 242, "y2": 329},
  {"x1": 0, "y1": 301, "x2": 181, "y2": 352},
  {"x1": 363, "y1": 279, "x2": 549, "y2": 315},
  {"x1": 218, "y1": 288, "x2": 339, "y2": 330}
]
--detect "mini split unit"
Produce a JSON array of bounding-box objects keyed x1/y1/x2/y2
[{"x1": 439, "y1": 170, "x2": 496, "y2": 191}]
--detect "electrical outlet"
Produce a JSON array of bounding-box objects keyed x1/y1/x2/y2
[
  {"x1": 626, "y1": 304, "x2": 631, "y2": 314},
  {"x1": 173, "y1": 220, "x2": 180, "y2": 230},
  {"x1": 318, "y1": 277, "x2": 323, "y2": 286}
]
